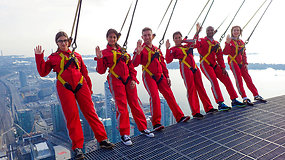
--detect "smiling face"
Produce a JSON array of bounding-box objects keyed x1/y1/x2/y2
[
  {"x1": 231, "y1": 26, "x2": 242, "y2": 38},
  {"x1": 56, "y1": 36, "x2": 69, "y2": 51},
  {"x1": 173, "y1": 32, "x2": 182, "y2": 46},
  {"x1": 107, "y1": 33, "x2": 117, "y2": 47},
  {"x1": 206, "y1": 26, "x2": 215, "y2": 39},
  {"x1": 141, "y1": 28, "x2": 153, "y2": 46}
]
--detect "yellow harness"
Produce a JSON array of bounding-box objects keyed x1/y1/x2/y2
[
  {"x1": 57, "y1": 52, "x2": 84, "y2": 93},
  {"x1": 178, "y1": 47, "x2": 197, "y2": 69},
  {"x1": 199, "y1": 40, "x2": 219, "y2": 66},
  {"x1": 109, "y1": 50, "x2": 130, "y2": 84},
  {"x1": 142, "y1": 47, "x2": 161, "y2": 77},
  {"x1": 229, "y1": 40, "x2": 245, "y2": 65}
]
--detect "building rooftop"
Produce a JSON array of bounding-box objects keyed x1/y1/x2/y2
[{"x1": 73, "y1": 95, "x2": 285, "y2": 160}]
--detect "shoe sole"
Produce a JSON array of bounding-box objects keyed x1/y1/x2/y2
[
  {"x1": 153, "y1": 126, "x2": 164, "y2": 132},
  {"x1": 219, "y1": 108, "x2": 231, "y2": 111},
  {"x1": 75, "y1": 155, "x2": 85, "y2": 160},
  {"x1": 254, "y1": 100, "x2": 267, "y2": 104},
  {"x1": 194, "y1": 116, "x2": 204, "y2": 120},
  {"x1": 181, "y1": 116, "x2": 191, "y2": 122},
  {"x1": 232, "y1": 104, "x2": 246, "y2": 108},
  {"x1": 100, "y1": 145, "x2": 114, "y2": 149}
]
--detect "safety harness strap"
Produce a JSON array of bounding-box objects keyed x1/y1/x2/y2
[
  {"x1": 199, "y1": 40, "x2": 219, "y2": 68},
  {"x1": 109, "y1": 50, "x2": 130, "y2": 85},
  {"x1": 57, "y1": 53, "x2": 83, "y2": 94},
  {"x1": 229, "y1": 40, "x2": 244, "y2": 65},
  {"x1": 142, "y1": 47, "x2": 163, "y2": 83}
]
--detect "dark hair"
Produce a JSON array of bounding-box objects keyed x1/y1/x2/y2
[
  {"x1": 106, "y1": 29, "x2": 119, "y2": 38},
  {"x1": 55, "y1": 31, "x2": 68, "y2": 43},
  {"x1": 142, "y1": 27, "x2": 152, "y2": 34},
  {"x1": 173, "y1": 31, "x2": 182, "y2": 39},
  {"x1": 231, "y1": 26, "x2": 242, "y2": 37}
]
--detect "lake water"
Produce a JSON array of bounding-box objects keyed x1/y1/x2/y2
[{"x1": 90, "y1": 67, "x2": 285, "y2": 115}]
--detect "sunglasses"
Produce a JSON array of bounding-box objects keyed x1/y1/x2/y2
[{"x1": 57, "y1": 39, "x2": 69, "y2": 43}]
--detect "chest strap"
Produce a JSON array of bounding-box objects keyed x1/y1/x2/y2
[
  {"x1": 229, "y1": 40, "x2": 245, "y2": 65},
  {"x1": 109, "y1": 50, "x2": 130, "y2": 85},
  {"x1": 199, "y1": 40, "x2": 219, "y2": 68},
  {"x1": 178, "y1": 47, "x2": 197, "y2": 73},
  {"x1": 57, "y1": 53, "x2": 83, "y2": 94},
  {"x1": 142, "y1": 47, "x2": 163, "y2": 83}
]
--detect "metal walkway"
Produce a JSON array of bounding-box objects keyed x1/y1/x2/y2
[{"x1": 76, "y1": 95, "x2": 285, "y2": 160}]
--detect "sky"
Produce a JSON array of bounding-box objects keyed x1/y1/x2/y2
[{"x1": 0, "y1": 0, "x2": 284, "y2": 64}]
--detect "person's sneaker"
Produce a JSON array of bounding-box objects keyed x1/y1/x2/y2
[
  {"x1": 193, "y1": 113, "x2": 204, "y2": 120},
  {"x1": 178, "y1": 116, "x2": 190, "y2": 123},
  {"x1": 121, "y1": 135, "x2": 132, "y2": 145},
  {"x1": 153, "y1": 124, "x2": 165, "y2": 131},
  {"x1": 206, "y1": 108, "x2": 219, "y2": 114},
  {"x1": 218, "y1": 102, "x2": 231, "y2": 111},
  {"x1": 231, "y1": 99, "x2": 246, "y2": 108},
  {"x1": 243, "y1": 99, "x2": 254, "y2": 106},
  {"x1": 141, "y1": 129, "x2": 154, "y2": 137},
  {"x1": 254, "y1": 95, "x2": 267, "y2": 103},
  {"x1": 99, "y1": 139, "x2": 115, "y2": 149},
  {"x1": 74, "y1": 148, "x2": 85, "y2": 160}
]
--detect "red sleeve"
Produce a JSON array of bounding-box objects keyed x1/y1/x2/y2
[
  {"x1": 132, "y1": 49, "x2": 141, "y2": 67},
  {"x1": 79, "y1": 56, "x2": 93, "y2": 93},
  {"x1": 223, "y1": 42, "x2": 232, "y2": 55},
  {"x1": 95, "y1": 51, "x2": 108, "y2": 74},
  {"x1": 127, "y1": 58, "x2": 139, "y2": 84},
  {"x1": 216, "y1": 45, "x2": 226, "y2": 68},
  {"x1": 35, "y1": 53, "x2": 52, "y2": 77},
  {"x1": 165, "y1": 48, "x2": 174, "y2": 64},
  {"x1": 160, "y1": 50, "x2": 169, "y2": 78}
]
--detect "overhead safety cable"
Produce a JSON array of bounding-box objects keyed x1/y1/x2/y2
[
  {"x1": 242, "y1": 0, "x2": 268, "y2": 30},
  {"x1": 195, "y1": 0, "x2": 214, "y2": 37},
  {"x1": 158, "y1": 0, "x2": 178, "y2": 49},
  {"x1": 245, "y1": 0, "x2": 273, "y2": 44},
  {"x1": 214, "y1": 15, "x2": 228, "y2": 34},
  {"x1": 185, "y1": 0, "x2": 210, "y2": 39},
  {"x1": 70, "y1": 0, "x2": 83, "y2": 53},
  {"x1": 119, "y1": 1, "x2": 133, "y2": 35},
  {"x1": 122, "y1": 0, "x2": 139, "y2": 50},
  {"x1": 219, "y1": 0, "x2": 245, "y2": 43}
]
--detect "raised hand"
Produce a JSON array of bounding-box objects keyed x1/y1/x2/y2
[
  {"x1": 34, "y1": 45, "x2": 44, "y2": 55},
  {"x1": 166, "y1": 39, "x2": 171, "y2": 49},
  {"x1": 196, "y1": 22, "x2": 202, "y2": 33},
  {"x1": 95, "y1": 46, "x2": 103, "y2": 59},
  {"x1": 226, "y1": 34, "x2": 232, "y2": 44},
  {"x1": 136, "y1": 40, "x2": 144, "y2": 55}
]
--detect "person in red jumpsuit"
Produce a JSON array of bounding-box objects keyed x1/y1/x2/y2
[
  {"x1": 132, "y1": 27, "x2": 190, "y2": 131},
  {"x1": 223, "y1": 26, "x2": 267, "y2": 105},
  {"x1": 196, "y1": 26, "x2": 245, "y2": 110},
  {"x1": 34, "y1": 31, "x2": 114, "y2": 159},
  {"x1": 165, "y1": 30, "x2": 217, "y2": 119},
  {"x1": 95, "y1": 29, "x2": 154, "y2": 146}
]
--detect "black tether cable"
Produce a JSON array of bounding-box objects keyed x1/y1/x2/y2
[
  {"x1": 195, "y1": 0, "x2": 214, "y2": 36},
  {"x1": 185, "y1": 0, "x2": 211, "y2": 39},
  {"x1": 122, "y1": 0, "x2": 139, "y2": 50},
  {"x1": 219, "y1": 0, "x2": 245, "y2": 43},
  {"x1": 71, "y1": 0, "x2": 82, "y2": 53},
  {"x1": 158, "y1": 0, "x2": 178, "y2": 49},
  {"x1": 245, "y1": 0, "x2": 272, "y2": 44}
]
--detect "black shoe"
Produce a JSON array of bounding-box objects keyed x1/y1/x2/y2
[
  {"x1": 206, "y1": 108, "x2": 219, "y2": 114},
  {"x1": 153, "y1": 124, "x2": 164, "y2": 131},
  {"x1": 99, "y1": 139, "x2": 115, "y2": 149},
  {"x1": 74, "y1": 148, "x2": 85, "y2": 160},
  {"x1": 243, "y1": 99, "x2": 254, "y2": 106},
  {"x1": 218, "y1": 102, "x2": 231, "y2": 111},
  {"x1": 254, "y1": 95, "x2": 267, "y2": 103},
  {"x1": 193, "y1": 113, "x2": 204, "y2": 120},
  {"x1": 178, "y1": 116, "x2": 190, "y2": 123},
  {"x1": 231, "y1": 99, "x2": 246, "y2": 108}
]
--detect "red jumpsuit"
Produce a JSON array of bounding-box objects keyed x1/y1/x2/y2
[
  {"x1": 196, "y1": 37, "x2": 239, "y2": 103},
  {"x1": 165, "y1": 42, "x2": 213, "y2": 115},
  {"x1": 96, "y1": 45, "x2": 148, "y2": 136},
  {"x1": 35, "y1": 49, "x2": 107, "y2": 150},
  {"x1": 223, "y1": 39, "x2": 259, "y2": 98},
  {"x1": 132, "y1": 43, "x2": 185, "y2": 126}
]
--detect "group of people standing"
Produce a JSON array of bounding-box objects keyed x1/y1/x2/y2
[{"x1": 34, "y1": 23, "x2": 266, "y2": 159}]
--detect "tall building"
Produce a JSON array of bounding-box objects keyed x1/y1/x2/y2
[
  {"x1": 79, "y1": 110, "x2": 94, "y2": 142},
  {"x1": 16, "y1": 109, "x2": 34, "y2": 137},
  {"x1": 104, "y1": 80, "x2": 120, "y2": 143},
  {"x1": 160, "y1": 97, "x2": 175, "y2": 127},
  {"x1": 19, "y1": 71, "x2": 27, "y2": 88},
  {"x1": 50, "y1": 103, "x2": 68, "y2": 139}
]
